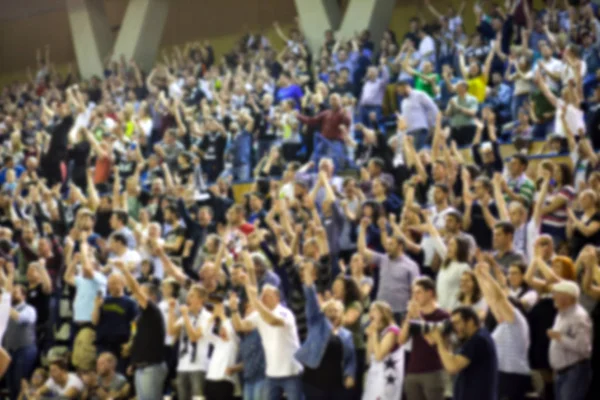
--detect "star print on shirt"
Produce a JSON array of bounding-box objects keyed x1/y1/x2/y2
[
  {"x1": 386, "y1": 374, "x2": 396, "y2": 385},
  {"x1": 384, "y1": 358, "x2": 396, "y2": 370}
]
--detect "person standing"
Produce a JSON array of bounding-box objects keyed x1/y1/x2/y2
[
  {"x1": 430, "y1": 306, "x2": 498, "y2": 400},
  {"x1": 395, "y1": 79, "x2": 439, "y2": 150},
  {"x1": 113, "y1": 261, "x2": 167, "y2": 400},
  {"x1": 2, "y1": 284, "x2": 38, "y2": 400},
  {"x1": 399, "y1": 278, "x2": 448, "y2": 400},
  {"x1": 231, "y1": 281, "x2": 303, "y2": 400},
  {"x1": 548, "y1": 280, "x2": 593, "y2": 400}
]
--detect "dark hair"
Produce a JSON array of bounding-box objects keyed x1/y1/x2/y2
[
  {"x1": 508, "y1": 261, "x2": 529, "y2": 293},
  {"x1": 164, "y1": 204, "x2": 179, "y2": 218},
  {"x1": 446, "y1": 210, "x2": 463, "y2": 223},
  {"x1": 434, "y1": 183, "x2": 449, "y2": 194},
  {"x1": 49, "y1": 359, "x2": 69, "y2": 371},
  {"x1": 112, "y1": 210, "x2": 129, "y2": 225},
  {"x1": 335, "y1": 275, "x2": 362, "y2": 308},
  {"x1": 451, "y1": 305, "x2": 481, "y2": 326},
  {"x1": 368, "y1": 157, "x2": 385, "y2": 170},
  {"x1": 512, "y1": 153, "x2": 529, "y2": 168},
  {"x1": 414, "y1": 277, "x2": 436, "y2": 296},
  {"x1": 475, "y1": 176, "x2": 493, "y2": 194},
  {"x1": 495, "y1": 221, "x2": 515, "y2": 236},
  {"x1": 556, "y1": 162, "x2": 573, "y2": 187},
  {"x1": 444, "y1": 236, "x2": 470, "y2": 268},
  {"x1": 458, "y1": 271, "x2": 482, "y2": 304},
  {"x1": 111, "y1": 233, "x2": 128, "y2": 247},
  {"x1": 143, "y1": 282, "x2": 161, "y2": 301}
]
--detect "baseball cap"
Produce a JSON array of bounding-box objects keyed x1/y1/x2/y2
[{"x1": 552, "y1": 280, "x2": 580, "y2": 299}]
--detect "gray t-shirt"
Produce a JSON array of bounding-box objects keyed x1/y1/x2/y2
[{"x1": 372, "y1": 252, "x2": 420, "y2": 313}]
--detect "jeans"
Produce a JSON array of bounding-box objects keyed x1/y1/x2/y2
[
  {"x1": 265, "y1": 375, "x2": 303, "y2": 400},
  {"x1": 511, "y1": 93, "x2": 529, "y2": 121},
  {"x1": 243, "y1": 378, "x2": 267, "y2": 400},
  {"x1": 359, "y1": 105, "x2": 383, "y2": 127},
  {"x1": 555, "y1": 360, "x2": 592, "y2": 400},
  {"x1": 134, "y1": 362, "x2": 168, "y2": 400},
  {"x1": 311, "y1": 134, "x2": 347, "y2": 171},
  {"x1": 177, "y1": 370, "x2": 206, "y2": 399},
  {"x1": 6, "y1": 345, "x2": 38, "y2": 400},
  {"x1": 233, "y1": 164, "x2": 251, "y2": 182},
  {"x1": 407, "y1": 128, "x2": 429, "y2": 151}
]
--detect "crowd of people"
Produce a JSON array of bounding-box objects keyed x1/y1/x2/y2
[{"x1": 0, "y1": 0, "x2": 600, "y2": 399}]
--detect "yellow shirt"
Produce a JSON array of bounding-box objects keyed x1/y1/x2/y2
[{"x1": 467, "y1": 75, "x2": 488, "y2": 102}]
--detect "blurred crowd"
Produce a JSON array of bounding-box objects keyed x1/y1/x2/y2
[{"x1": 0, "y1": 0, "x2": 600, "y2": 400}]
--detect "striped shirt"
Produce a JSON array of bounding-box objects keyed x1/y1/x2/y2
[
  {"x1": 492, "y1": 306, "x2": 531, "y2": 374},
  {"x1": 549, "y1": 304, "x2": 593, "y2": 371},
  {"x1": 541, "y1": 185, "x2": 576, "y2": 230},
  {"x1": 507, "y1": 174, "x2": 535, "y2": 205}
]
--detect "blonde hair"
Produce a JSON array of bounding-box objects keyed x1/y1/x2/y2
[{"x1": 370, "y1": 300, "x2": 394, "y2": 330}]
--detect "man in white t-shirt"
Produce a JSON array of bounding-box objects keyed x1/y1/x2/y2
[
  {"x1": 35, "y1": 359, "x2": 84, "y2": 399},
  {"x1": 167, "y1": 285, "x2": 212, "y2": 400},
  {"x1": 534, "y1": 41, "x2": 564, "y2": 93},
  {"x1": 108, "y1": 233, "x2": 142, "y2": 276},
  {"x1": 231, "y1": 284, "x2": 303, "y2": 400}
]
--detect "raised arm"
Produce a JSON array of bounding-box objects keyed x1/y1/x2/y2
[{"x1": 114, "y1": 260, "x2": 148, "y2": 309}]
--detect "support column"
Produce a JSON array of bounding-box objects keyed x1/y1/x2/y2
[
  {"x1": 294, "y1": 0, "x2": 341, "y2": 54},
  {"x1": 67, "y1": 0, "x2": 113, "y2": 79},
  {"x1": 112, "y1": 0, "x2": 170, "y2": 72},
  {"x1": 337, "y1": 0, "x2": 395, "y2": 51}
]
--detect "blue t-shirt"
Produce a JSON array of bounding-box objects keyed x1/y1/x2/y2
[
  {"x1": 73, "y1": 272, "x2": 107, "y2": 322},
  {"x1": 454, "y1": 328, "x2": 499, "y2": 400},
  {"x1": 275, "y1": 84, "x2": 303, "y2": 108},
  {"x1": 95, "y1": 295, "x2": 138, "y2": 345}
]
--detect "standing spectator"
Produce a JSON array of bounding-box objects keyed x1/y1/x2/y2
[
  {"x1": 431, "y1": 305, "x2": 498, "y2": 400},
  {"x1": 358, "y1": 217, "x2": 420, "y2": 323},
  {"x1": 358, "y1": 58, "x2": 390, "y2": 125},
  {"x1": 492, "y1": 222, "x2": 526, "y2": 272},
  {"x1": 399, "y1": 277, "x2": 448, "y2": 400},
  {"x1": 396, "y1": 79, "x2": 439, "y2": 150},
  {"x1": 548, "y1": 280, "x2": 593, "y2": 400},
  {"x1": 3, "y1": 284, "x2": 37, "y2": 400},
  {"x1": 113, "y1": 261, "x2": 167, "y2": 400},
  {"x1": 446, "y1": 81, "x2": 479, "y2": 147}
]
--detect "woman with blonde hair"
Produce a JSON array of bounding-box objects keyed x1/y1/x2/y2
[{"x1": 362, "y1": 301, "x2": 404, "y2": 400}]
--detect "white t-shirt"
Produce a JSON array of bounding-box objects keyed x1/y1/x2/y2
[
  {"x1": 206, "y1": 319, "x2": 240, "y2": 383},
  {"x1": 158, "y1": 300, "x2": 178, "y2": 346},
  {"x1": 421, "y1": 206, "x2": 456, "y2": 267},
  {"x1": 534, "y1": 57, "x2": 563, "y2": 92},
  {"x1": 109, "y1": 249, "x2": 142, "y2": 276},
  {"x1": 418, "y1": 35, "x2": 436, "y2": 65},
  {"x1": 177, "y1": 308, "x2": 213, "y2": 372},
  {"x1": 246, "y1": 305, "x2": 303, "y2": 378},
  {"x1": 0, "y1": 292, "x2": 11, "y2": 341},
  {"x1": 45, "y1": 373, "x2": 84, "y2": 396},
  {"x1": 554, "y1": 99, "x2": 585, "y2": 138},
  {"x1": 560, "y1": 59, "x2": 587, "y2": 86}
]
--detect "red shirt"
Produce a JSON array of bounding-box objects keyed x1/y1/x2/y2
[{"x1": 297, "y1": 108, "x2": 350, "y2": 141}]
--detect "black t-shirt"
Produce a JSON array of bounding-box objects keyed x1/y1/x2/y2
[
  {"x1": 47, "y1": 115, "x2": 74, "y2": 160},
  {"x1": 130, "y1": 301, "x2": 166, "y2": 365},
  {"x1": 570, "y1": 211, "x2": 600, "y2": 258},
  {"x1": 199, "y1": 132, "x2": 227, "y2": 169},
  {"x1": 164, "y1": 224, "x2": 187, "y2": 257},
  {"x1": 454, "y1": 328, "x2": 498, "y2": 400},
  {"x1": 462, "y1": 201, "x2": 498, "y2": 251},
  {"x1": 26, "y1": 284, "x2": 50, "y2": 327},
  {"x1": 302, "y1": 334, "x2": 344, "y2": 390}
]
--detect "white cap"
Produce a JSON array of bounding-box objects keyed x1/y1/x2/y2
[
  {"x1": 480, "y1": 141, "x2": 493, "y2": 152},
  {"x1": 552, "y1": 280, "x2": 580, "y2": 299}
]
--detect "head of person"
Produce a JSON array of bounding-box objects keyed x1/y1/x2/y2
[
  {"x1": 384, "y1": 235, "x2": 405, "y2": 258},
  {"x1": 186, "y1": 284, "x2": 207, "y2": 312},
  {"x1": 507, "y1": 261, "x2": 528, "y2": 290},
  {"x1": 509, "y1": 153, "x2": 529, "y2": 178},
  {"x1": 366, "y1": 66, "x2": 378, "y2": 81},
  {"x1": 109, "y1": 233, "x2": 128, "y2": 254},
  {"x1": 107, "y1": 273, "x2": 125, "y2": 297},
  {"x1": 322, "y1": 299, "x2": 344, "y2": 327},
  {"x1": 164, "y1": 129, "x2": 177, "y2": 145},
  {"x1": 459, "y1": 271, "x2": 481, "y2": 302},
  {"x1": 369, "y1": 300, "x2": 394, "y2": 331},
  {"x1": 251, "y1": 252, "x2": 270, "y2": 280},
  {"x1": 21, "y1": 222, "x2": 37, "y2": 244},
  {"x1": 163, "y1": 204, "x2": 179, "y2": 225},
  {"x1": 110, "y1": 210, "x2": 128, "y2": 230},
  {"x1": 318, "y1": 157, "x2": 335, "y2": 177},
  {"x1": 260, "y1": 284, "x2": 281, "y2": 310},
  {"x1": 450, "y1": 306, "x2": 481, "y2": 340},
  {"x1": 140, "y1": 282, "x2": 160, "y2": 304},
  {"x1": 49, "y1": 359, "x2": 69, "y2": 383},
  {"x1": 367, "y1": 157, "x2": 384, "y2": 177},
  {"x1": 553, "y1": 162, "x2": 572, "y2": 187},
  {"x1": 473, "y1": 176, "x2": 493, "y2": 200},
  {"x1": 11, "y1": 284, "x2": 26, "y2": 305},
  {"x1": 278, "y1": 71, "x2": 292, "y2": 87},
  {"x1": 226, "y1": 204, "x2": 246, "y2": 226},
  {"x1": 551, "y1": 256, "x2": 576, "y2": 281},
  {"x1": 456, "y1": 80, "x2": 469, "y2": 96},
  {"x1": 433, "y1": 183, "x2": 449, "y2": 206},
  {"x1": 445, "y1": 211, "x2": 463, "y2": 234},
  {"x1": 432, "y1": 160, "x2": 447, "y2": 182},
  {"x1": 350, "y1": 252, "x2": 367, "y2": 276},
  {"x1": 493, "y1": 221, "x2": 515, "y2": 252},
  {"x1": 508, "y1": 201, "x2": 527, "y2": 227},
  {"x1": 26, "y1": 262, "x2": 43, "y2": 285},
  {"x1": 30, "y1": 368, "x2": 47, "y2": 389},
  {"x1": 412, "y1": 277, "x2": 437, "y2": 308},
  {"x1": 534, "y1": 235, "x2": 554, "y2": 261},
  {"x1": 161, "y1": 277, "x2": 180, "y2": 299},
  {"x1": 579, "y1": 189, "x2": 598, "y2": 211},
  {"x1": 332, "y1": 275, "x2": 362, "y2": 306},
  {"x1": 551, "y1": 280, "x2": 580, "y2": 312},
  {"x1": 302, "y1": 237, "x2": 320, "y2": 259},
  {"x1": 197, "y1": 206, "x2": 213, "y2": 226},
  {"x1": 96, "y1": 352, "x2": 117, "y2": 377},
  {"x1": 445, "y1": 236, "x2": 470, "y2": 265},
  {"x1": 396, "y1": 80, "x2": 412, "y2": 97}
]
